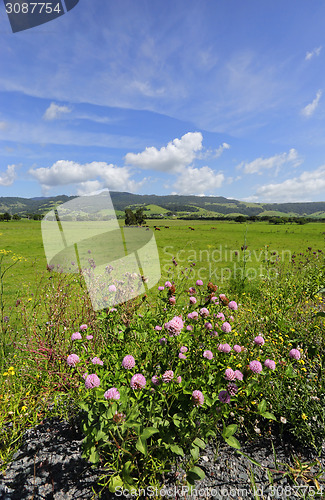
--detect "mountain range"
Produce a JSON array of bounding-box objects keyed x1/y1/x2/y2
[{"x1": 0, "y1": 192, "x2": 324, "y2": 219}]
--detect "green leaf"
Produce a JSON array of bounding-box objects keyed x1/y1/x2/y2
[
  {"x1": 222, "y1": 424, "x2": 237, "y2": 439},
  {"x1": 193, "y1": 437, "x2": 206, "y2": 449},
  {"x1": 108, "y1": 475, "x2": 124, "y2": 493},
  {"x1": 190, "y1": 446, "x2": 200, "y2": 461},
  {"x1": 285, "y1": 365, "x2": 297, "y2": 378},
  {"x1": 170, "y1": 444, "x2": 184, "y2": 456},
  {"x1": 224, "y1": 436, "x2": 241, "y2": 449},
  {"x1": 315, "y1": 311, "x2": 325, "y2": 318},
  {"x1": 136, "y1": 436, "x2": 147, "y2": 456},
  {"x1": 236, "y1": 451, "x2": 264, "y2": 468},
  {"x1": 141, "y1": 427, "x2": 159, "y2": 440},
  {"x1": 89, "y1": 447, "x2": 100, "y2": 464},
  {"x1": 258, "y1": 399, "x2": 267, "y2": 414},
  {"x1": 187, "y1": 466, "x2": 205, "y2": 481},
  {"x1": 261, "y1": 412, "x2": 277, "y2": 421}
]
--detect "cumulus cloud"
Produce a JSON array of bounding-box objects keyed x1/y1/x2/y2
[
  {"x1": 239, "y1": 148, "x2": 302, "y2": 175},
  {"x1": 0, "y1": 164, "x2": 16, "y2": 186},
  {"x1": 28, "y1": 160, "x2": 141, "y2": 194},
  {"x1": 125, "y1": 132, "x2": 203, "y2": 172},
  {"x1": 43, "y1": 102, "x2": 71, "y2": 121},
  {"x1": 250, "y1": 165, "x2": 325, "y2": 202},
  {"x1": 305, "y1": 46, "x2": 322, "y2": 61},
  {"x1": 172, "y1": 165, "x2": 224, "y2": 195},
  {"x1": 199, "y1": 142, "x2": 230, "y2": 160},
  {"x1": 301, "y1": 90, "x2": 322, "y2": 117}
]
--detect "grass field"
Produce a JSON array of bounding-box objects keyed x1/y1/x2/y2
[
  {"x1": 0, "y1": 219, "x2": 324, "y2": 304},
  {"x1": 0, "y1": 218, "x2": 324, "y2": 496}
]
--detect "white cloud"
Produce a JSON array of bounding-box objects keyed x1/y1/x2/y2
[
  {"x1": 239, "y1": 148, "x2": 302, "y2": 175},
  {"x1": 125, "y1": 132, "x2": 203, "y2": 172},
  {"x1": 0, "y1": 121, "x2": 7, "y2": 130},
  {"x1": 199, "y1": 142, "x2": 230, "y2": 160},
  {"x1": 0, "y1": 164, "x2": 16, "y2": 186},
  {"x1": 251, "y1": 165, "x2": 325, "y2": 202},
  {"x1": 43, "y1": 102, "x2": 72, "y2": 121},
  {"x1": 172, "y1": 165, "x2": 224, "y2": 195},
  {"x1": 301, "y1": 90, "x2": 322, "y2": 117},
  {"x1": 305, "y1": 46, "x2": 322, "y2": 61},
  {"x1": 28, "y1": 160, "x2": 141, "y2": 193}
]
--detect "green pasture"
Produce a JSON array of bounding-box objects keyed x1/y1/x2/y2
[{"x1": 0, "y1": 218, "x2": 324, "y2": 306}]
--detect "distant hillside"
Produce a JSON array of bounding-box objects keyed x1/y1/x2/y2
[{"x1": 0, "y1": 192, "x2": 325, "y2": 219}]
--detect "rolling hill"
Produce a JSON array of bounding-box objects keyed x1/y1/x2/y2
[{"x1": 0, "y1": 192, "x2": 324, "y2": 219}]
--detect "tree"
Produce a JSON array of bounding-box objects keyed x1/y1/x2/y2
[
  {"x1": 135, "y1": 208, "x2": 146, "y2": 225},
  {"x1": 12, "y1": 214, "x2": 21, "y2": 220},
  {"x1": 3, "y1": 212, "x2": 11, "y2": 222},
  {"x1": 125, "y1": 209, "x2": 137, "y2": 226}
]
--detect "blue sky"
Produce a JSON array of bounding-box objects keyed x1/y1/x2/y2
[{"x1": 0, "y1": 0, "x2": 325, "y2": 203}]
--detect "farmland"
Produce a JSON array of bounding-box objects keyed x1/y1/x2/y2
[{"x1": 0, "y1": 218, "x2": 324, "y2": 496}]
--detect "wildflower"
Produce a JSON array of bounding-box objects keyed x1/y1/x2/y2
[
  {"x1": 85, "y1": 374, "x2": 100, "y2": 389},
  {"x1": 289, "y1": 348, "x2": 301, "y2": 360},
  {"x1": 130, "y1": 373, "x2": 146, "y2": 390},
  {"x1": 162, "y1": 370, "x2": 174, "y2": 383},
  {"x1": 203, "y1": 350, "x2": 213, "y2": 360},
  {"x1": 176, "y1": 376, "x2": 182, "y2": 383},
  {"x1": 155, "y1": 325, "x2": 162, "y2": 331},
  {"x1": 104, "y1": 387, "x2": 120, "y2": 400},
  {"x1": 158, "y1": 286, "x2": 165, "y2": 291},
  {"x1": 264, "y1": 359, "x2": 276, "y2": 370},
  {"x1": 200, "y1": 307, "x2": 209, "y2": 317},
  {"x1": 218, "y1": 343, "x2": 232, "y2": 353},
  {"x1": 159, "y1": 337, "x2": 167, "y2": 345},
  {"x1": 169, "y1": 296, "x2": 176, "y2": 305},
  {"x1": 233, "y1": 344, "x2": 241, "y2": 353},
  {"x1": 165, "y1": 281, "x2": 172, "y2": 288},
  {"x1": 188, "y1": 287, "x2": 196, "y2": 294},
  {"x1": 71, "y1": 332, "x2": 82, "y2": 341},
  {"x1": 254, "y1": 336, "x2": 265, "y2": 346},
  {"x1": 86, "y1": 335, "x2": 93, "y2": 340},
  {"x1": 91, "y1": 357, "x2": 103, "y2": 366},
  {"x1": 192, "y1": 390, "x2": 204, "y2": 407},
  {"x1": 301, "y1": 413, "x2": 308, "y2": 420},
  {"x1": 188, "y1": 311, "x2": 199, "y2": 320},
  {"x1": 166, "y1": 316, "x2": 184, "y2": 336},
  {"x1": 122, "y1": 355, "x2": 135, "y2": 369},
  {"x1": 228, "y1": 301, "x2": 238, "y2": 310},
  {"x1": 224, "y1": 368, "x2": 236, "y2": 381},
  {"x1": 3, "y1": 316, "x2": 9, "y2": 322},
  {"x1": 67, "y1": 354, "x2": 80, "y2": 367},
  {"x1": 178, "y1": 353, "x2": 187, "y2": 360},
  {"x1": 221, "y1": 322, "x2": 231, "y2": 333},
  {"x1": 108, "y1": 285, "x2": 117, "y2": 292},
  {"x1": 249, "y1": 360, "x2": 263, "y2": 374},
  {"x1": 216, "y1": 312, "x2": 225, "y2": 321},
  {"x1": 151, "y1": 375, "x2": 161, "y2": 386},
  {"x1": 218, "y1": 390, "x2": 231, "y2": 404},
  {"x1": 79, "y1": 324, "x2": 87, "y2": 331},
  {"x1": 227, "y1": 382, "x2": 238, "y2": 395},
  {"x1": 229, "y1": 315, "x2": 235, "y2": 322},
  {"x1": 189, "y1": 296, "x2": 197, "y2": 305},
  {"x1": 180, "y1": 346, "x2": 188, "y2": 353},
  {"x1": 280, "y1": 417, "x2": 287, "y2": 424},
  {"x1": 187, "y1": 325, "x2": 193, "y2": 331},
  {"x1": 204, "y1": 322, "x2": 213, "y2": 330},
  {"x1": 219, "y1": 294, "x2": 226, "y2": 300},
  {"x1": 234, "y1": 370, "x2": 243, "y2": 381},
  {"x1": 196, "y1": 280, "x2": 203, "y2": 286},
  {"x1": 113, "y1": 411, "x2": 126, "y2": 423}
]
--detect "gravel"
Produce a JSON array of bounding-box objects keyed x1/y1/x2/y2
[{"x1": 0, "y1": 417, "x2": 324, "y2": 500}]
